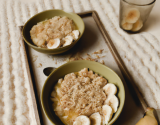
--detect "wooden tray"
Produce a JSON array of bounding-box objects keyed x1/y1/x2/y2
[{"x1": 20, "y1": 10, "x2": 147, "y2": 125}]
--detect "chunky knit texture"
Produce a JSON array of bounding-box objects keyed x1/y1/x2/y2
[{"x1": 0, "y1": 0, "x2": 160, "y2": 124}]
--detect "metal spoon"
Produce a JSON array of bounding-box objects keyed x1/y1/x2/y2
[{"x1": 43, "y1": 67, "x2": 56, "y2": 76}]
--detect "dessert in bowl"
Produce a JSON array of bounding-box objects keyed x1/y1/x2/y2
[
  {"x1": 22, "y1": 9, "x2": 85, "y2": 54},
  {"x1": 41, "y1": 60, "x2": 125, "y2": 125}
]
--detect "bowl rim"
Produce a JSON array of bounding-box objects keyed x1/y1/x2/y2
[
  {"x1": 41, "y1": 60, "x2": 125, "y2": 125},
  {"x1": 22, "y1": 9, "x2": 85, "y2": 51}
]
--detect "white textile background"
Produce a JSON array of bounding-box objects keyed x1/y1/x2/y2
[{"x1": 0, "y1": 0, "x2": 160, "y2": 124}]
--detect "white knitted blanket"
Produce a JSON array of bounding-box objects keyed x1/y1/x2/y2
[{"x1": 0, "y1": 0, "x2": 160, "y2": 124}]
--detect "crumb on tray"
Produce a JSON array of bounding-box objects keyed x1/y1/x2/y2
[
  {"x1": 100, "y1": 60, "x2": 105, "y2": 65},
  {"x1": 37, "y1": 63, "x2": 42, "y2": 68},
  {"x1": 32, "y1": 55, "x2": 38, "y2": 62},
  {"x1": 93, "y1": 49, "x2": 104, "y2": 54}
]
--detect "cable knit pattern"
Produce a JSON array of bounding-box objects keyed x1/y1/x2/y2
[{"x1": 0, "y1": 0, "x2": 160, "y2": 124}]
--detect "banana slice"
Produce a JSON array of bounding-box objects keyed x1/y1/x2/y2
[
  {"x1": 72, "y1": 30, "x2": 80, "y2": 40},
  {"x1": 62, "y1": 116, "x2": 68, "y2": 120},
  {"x1": 47, "y1": 38, "x2": 61, "y2": 49},
  {"x1": 63, "y1": 35, "x2": 73, "y2": 47},
  {"x1": 121, "y1": 19, "x2": 133, "y2": 30},
  {"x1": 50, "y1": 97, "x2": 58, "y2": 102},
  {"x1": 55, "y1": 87, "x2": 61, "y2": 96},
  {"x1": 89, "y1": 112, "x2": 101, "y2": 125},
  {"x1": 131, "y1": 19, "x2": 143, "y2": 32},
  {"x1": 124, "y1": 8, "x2": 140, "y2": 23},
  {"x1": 51, "y1": 91, "x2": 56, "y2": 97},
  {"x1": 102, "y1": 105, "x2": 113, "y2": 124},
  {"x1": 104, "y1": 95, "x2": 119, "y2": 113},
  {"x1": 103, "y1": 83, "x2": 117, "y2": 96},
  {"x1": 73, "y1": 115, "x2": 90, "y2": 125}
]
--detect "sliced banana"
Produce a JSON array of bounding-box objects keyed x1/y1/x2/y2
[
  {"x1": 50, "y1": 97, "x2": 58, "y2": 102},
  {"x1": 102, "y1": 105, "x2": 113, "y2": 124},
  {"x1": 89, "y1": 112, "x2": 101, "y2": 125},
  {"x1": 47, "y1": 38, "x2": 61, "y2": 49},
  {"x1": 62, "y1": 116, "x2": 68, "y2": 120},
  {"x1": 121, "y1": 19, "x2": 133, "y2": 30},
  {"x1": 104, "y1": 95, "x2": 119, "y2": 113},
  {"x1": 103, "y1": 83, "x2": 117, "y2": 96},
  {"x1": 54, "y1": 105, "x2": 63, "y2": 116},
  {"x1": 51, "y1": 91, "x2": 56, "y2": 97},
  {"x1": 124, "y1": 8, "x2": 140, "y2": 23},
  {"x1": 72, "y1": 30, "x2": 80, "y2": 40},
  {"x1": 55, "y1": 87, "x2": 61, "y2": 96},
  {"x1": 63, "y1": 35, "x2": 73, "y2": 47},
  {"x1": 131, "y1": 19, "x2": 143, "y2": 32},
  {"x1": 73, "y1": 115, "x2": 90, "y2": 125}
]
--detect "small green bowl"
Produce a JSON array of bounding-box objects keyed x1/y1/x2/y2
[
  {"x1": 22, "y1": 9, "x2": 85, "y2": 54},
  {"x1": 41, "y1": 60, "x2": 125, "y2": 125}
]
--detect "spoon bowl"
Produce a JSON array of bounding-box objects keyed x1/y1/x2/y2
[{"x1": 43, "y1": 67, "x2": 56, "y2": 76}]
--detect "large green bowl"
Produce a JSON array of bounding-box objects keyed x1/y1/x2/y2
[
  {"x1": 22, "y1": 9, "x2": 85, "y2": 54},
  {"x1": 41, "y1": 60, "x2": 125, "y2": 125}
]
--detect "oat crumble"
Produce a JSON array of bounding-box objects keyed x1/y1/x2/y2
[{"x1": 51, "y1": 68, "x2": 108, "y2": 125}]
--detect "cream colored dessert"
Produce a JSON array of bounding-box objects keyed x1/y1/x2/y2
[
  {"x1": 30, "y1": 16, "x2": 80, "y2": 49},
  {"x1": 50, "y1": 68, "x2": 119, "y2": 125}
]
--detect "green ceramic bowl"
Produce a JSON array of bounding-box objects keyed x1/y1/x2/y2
[
  {"x1": 22, "y1": 9, "x2": 85, "y2": 54},
  {"x1": 41, "y1": 60, "x2": 125, "y2": 125}
]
